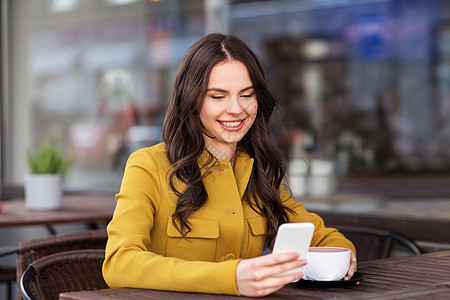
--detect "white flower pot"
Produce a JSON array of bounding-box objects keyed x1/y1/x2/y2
[{"x1": 25, "y1": 174, "x2": 62, "y2": 210}]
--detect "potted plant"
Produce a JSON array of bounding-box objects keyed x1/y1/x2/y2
[{"x1": 25, "y1": 138, "x2": 71, "y2": 210}]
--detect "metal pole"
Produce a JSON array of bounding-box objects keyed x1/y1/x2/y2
[
  {"x1": 0, "y1": 0, "x2": 5, "y2": 198},
  {"x1": 0, "y1": 0, "x2": 10, "y2": 199}
]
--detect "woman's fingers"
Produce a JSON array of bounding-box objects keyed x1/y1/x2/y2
[
  {"x1": 236, "y1": 268, "x2": 301, "y2": 297},
  {"x1": 344, "y1": 251, "x2": 357, "y2": 280},
  {"x1": 236, "y1": 252, "x2": 307, "y2": 297},
  {"x1": 254, "y1": 252, "x2": 300, "y2": 267},
  {"x1": 250, "y1": 253, "x2": 306, "y2": 279}
]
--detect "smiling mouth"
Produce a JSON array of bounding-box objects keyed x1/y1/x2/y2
[
  {"x1": 218, "y1": 118, "x2": 246, "y2": 131},
  {"x1": 219, "y1": 120, "x2": 243, "y2": 127}
]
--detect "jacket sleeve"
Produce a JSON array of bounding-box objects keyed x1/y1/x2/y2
[
  {"x1": 280, "y1": 187, "x2": 356, "y2": 255},
  {"x1": 102, "y1": 149, "x2": 240, "y2": 295}
]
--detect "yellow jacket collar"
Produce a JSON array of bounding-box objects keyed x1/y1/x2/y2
[{"x1": 197, "y1": 149, "x2": 254, "y2": 199}]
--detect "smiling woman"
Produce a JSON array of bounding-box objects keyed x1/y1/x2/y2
[{"x1": 102, "y1": 33, "x2": 356, "y2": 297}]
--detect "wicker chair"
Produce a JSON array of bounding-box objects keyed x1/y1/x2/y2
[
  {"x1": 14, "y1": 230, "x2": 107, "y2": 300},
  {"x1": 333, "y1": 225, "x2": 422, "y2": 261},
  {"x1": 20, "y1": 249, "x2": 108, "y2": 300}
]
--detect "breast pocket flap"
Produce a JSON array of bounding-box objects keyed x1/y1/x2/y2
[
  {"x1": 167, "y1": 217, "x2": 219, "y2": 239},
  {"x1": 247, "y1": 217, "x2": 266, "y2": 236}
]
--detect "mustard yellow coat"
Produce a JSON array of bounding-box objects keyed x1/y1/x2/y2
[{"x1": 103, "y1": 143, "x2": 355, "y2": 295}]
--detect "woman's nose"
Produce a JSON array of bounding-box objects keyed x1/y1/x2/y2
[{"x1": 227, "y1": 97, "x2": 244, "y2": 114}]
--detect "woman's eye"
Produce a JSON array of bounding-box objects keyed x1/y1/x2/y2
[
  {"x1": 211, "y1": 95, "x2": 225, "y2": 100},
  {"x1": 241, "y1": 93, "x2": 254, "y2": 98}
]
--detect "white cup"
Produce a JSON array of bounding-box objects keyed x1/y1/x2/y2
[{"x1": 303, "y1": 247, "x2": 351, "y2": 281}]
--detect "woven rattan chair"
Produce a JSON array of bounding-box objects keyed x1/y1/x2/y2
[
  {"x1": 20, "y1": 249, "x2": 108, "y2": 300},
  {"x1": 15, "y1": 229, "x2": 107, "y2": 300},
  {"x1": 333, "y1": 225, "x2": 422, "y2": 261}
]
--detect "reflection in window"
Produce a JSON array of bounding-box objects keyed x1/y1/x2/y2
[
  {"x1": 47, "y1": 0, "x2": 79, "y2": 14},
  {"x1": 103, "y1": 0, "x2": 138, "y2": 7},
  {"x1": 4, "y1": 0, "x2": 450, "y2": 196}
]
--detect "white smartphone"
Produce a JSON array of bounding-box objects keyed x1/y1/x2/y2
[{"x1": 272, "y1": 222, "x2": 315, "y2": 277}]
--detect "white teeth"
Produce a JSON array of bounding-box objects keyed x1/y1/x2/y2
[{"x1": 221, "y1": 120, "x2": 242, "y2": 127}]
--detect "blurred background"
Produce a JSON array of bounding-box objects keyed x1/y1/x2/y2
[
  {"x1": 2, "y1": 0, "x2": 450, "y2": 220},
  {"x1": 1, "y1": 0, "x2": 450, "y2": 298},
  {"x1": 1, "y1": 0, "x2": 450, "y2": 195}
]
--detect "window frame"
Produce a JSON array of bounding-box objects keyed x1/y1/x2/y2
[{"x1": 0, "y1": 0, "x2": 21, "y2": 199}]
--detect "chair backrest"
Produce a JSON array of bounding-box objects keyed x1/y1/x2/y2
[
  {"x1": 20, "y1": 249, "x2": 108, "y2": 300},
  {"x1": 333, "y1": 225, "x2": 421, "y2": 261},
  {"x1": 16, "y1": 230, "x2": 107, "y2": 300}
]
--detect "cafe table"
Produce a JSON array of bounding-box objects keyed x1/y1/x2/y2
[
  {"x1": 60, "y1": 250, "x2": 450, "y2": 300},
  {"x1": 0, "y1": 193, "x2": 116, "y2": 233}
]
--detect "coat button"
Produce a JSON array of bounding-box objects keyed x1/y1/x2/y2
[{"x1": 225, "y1": 253, "x2": 236, "y2": 260}]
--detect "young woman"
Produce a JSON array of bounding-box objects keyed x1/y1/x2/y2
[{"x1": 103, "y1": 33, "x2": 356, "y2": 297}]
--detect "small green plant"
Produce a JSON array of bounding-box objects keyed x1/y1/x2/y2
[{"x1": 27, "y1": 138, "x2": 71, "y2": 175}]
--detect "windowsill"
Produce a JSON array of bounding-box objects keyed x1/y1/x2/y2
[
  {"x1": 297, "y1": 175, "x2": 450, "y2": 243},
  {"x1": 336, "y1": 174, "x2": 450, "y2": 198}
]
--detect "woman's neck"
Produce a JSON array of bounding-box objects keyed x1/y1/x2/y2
[{"x1": 205, "y1": 142, "x2": 236, "y2": 166}]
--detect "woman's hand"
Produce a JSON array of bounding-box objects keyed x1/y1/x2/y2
[
  {"x1": 343, "y1": 251, "x2": 357, "y2": 280},
  {"x1": 235, "y1": 252, "x2": 306, "y2": 297}
]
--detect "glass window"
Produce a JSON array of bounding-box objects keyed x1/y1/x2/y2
[{"x1": 2, "y1": 0, "x2": 449, "y2": 197}]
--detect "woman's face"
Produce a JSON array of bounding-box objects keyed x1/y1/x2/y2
[{"x1": 200, "y1": 60, "x2": 258, "y2": 158}]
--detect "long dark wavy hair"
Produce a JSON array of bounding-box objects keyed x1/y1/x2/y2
[{"x1": 162, "y1": 33, "x2": 294, "y2": 248}]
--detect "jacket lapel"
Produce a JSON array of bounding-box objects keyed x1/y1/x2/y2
[{"x1": 233, "y1": 152, "x2": 254, "y2": 200}]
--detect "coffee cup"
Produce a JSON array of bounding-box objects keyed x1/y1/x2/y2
[{"x1": 303, "y1": 247, "x2": 351, "y2": 281}]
